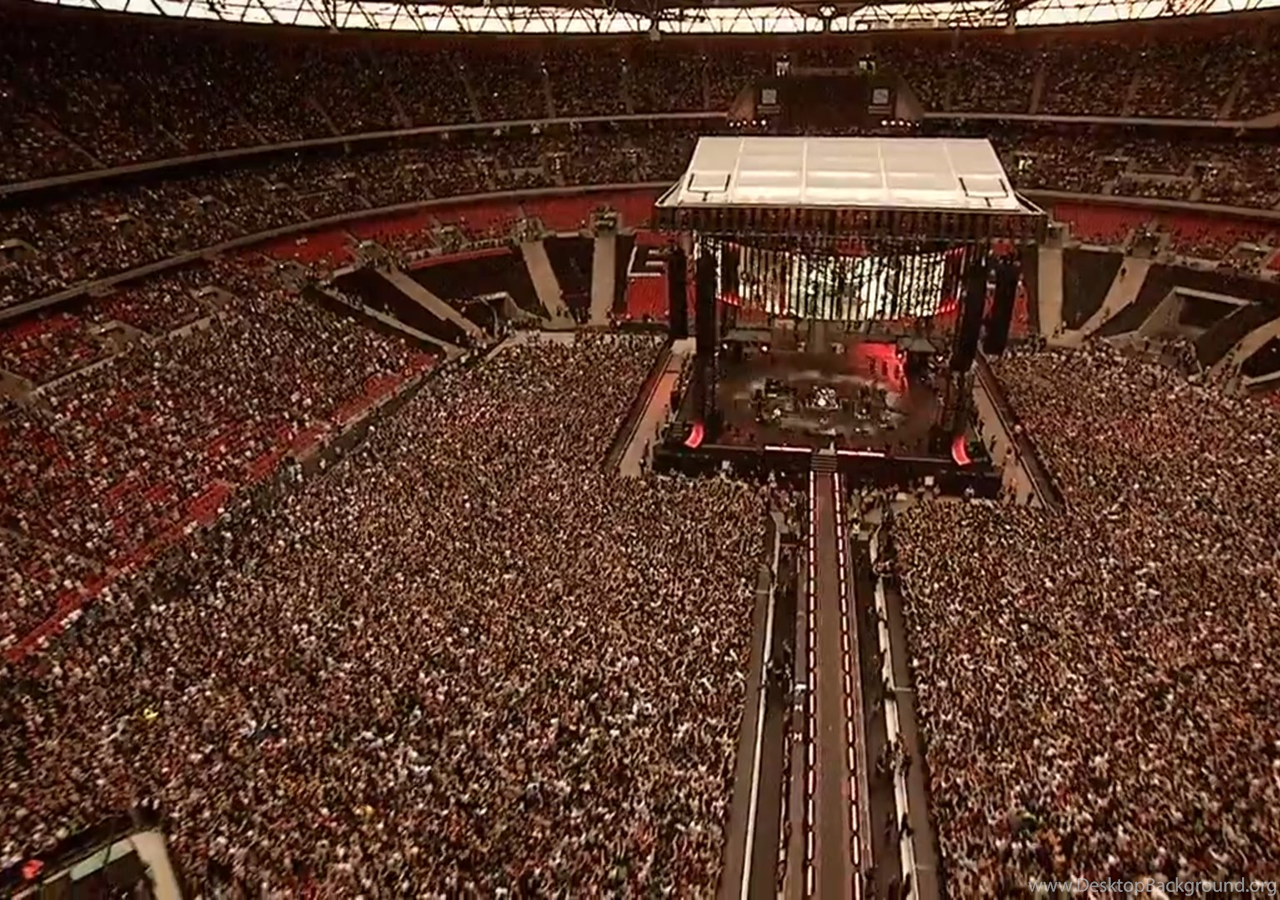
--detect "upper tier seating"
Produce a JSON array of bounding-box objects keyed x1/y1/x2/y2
[
  {"x1": 1, "y1": 6, "x2": 1279, "y2": 187},
  {"x1": 0, "y1": 259, "x2": 432, "y2": 651},
  {"x1": 3, "y1": 122, "x2": 1279, "y2": 317}
]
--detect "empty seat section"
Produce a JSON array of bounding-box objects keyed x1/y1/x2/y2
[
  {"x1": 1159, "y1": 214, "x2": 1275, "y2": 260},
  {"x1": 1055, "y1": 204, "x2": 1145, "y2": 246},
  {"x1": 625, "y1": 275, "x2": 668, "y2": 321},
  {"x1": 435, "y1": 203, "x2": 520, "y2": 241},
  {"x1": 611, "y1": 191, "x2": 663, "y2": 230},
  {"x1": 623, "y1": 231, "x2": 677, "y2": 322},
  {"x1": 411, "y1": 249, "x2": 546, "y2": 319},
  {"x1": 543, "y1": 236, "x2": 593, "y2": 321},
  {"x1": 522, "y1": 196, "x2": 597, "y2": 232},
  {"x1": 260, "y1": 227, "x2": 354, "y2": 267}
]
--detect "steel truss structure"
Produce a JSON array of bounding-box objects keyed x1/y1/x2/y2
[{"x1": 41, "y1": 0, "x2": 1280, "y2": 32}]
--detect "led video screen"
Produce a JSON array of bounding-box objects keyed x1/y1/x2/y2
[{"x1": 697, "y1": 237, "x2": 953, "y2": 323}]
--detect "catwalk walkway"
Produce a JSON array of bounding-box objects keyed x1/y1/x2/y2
[{"x1": 802, "y1": 464, "x2": 866, "y2": 899}]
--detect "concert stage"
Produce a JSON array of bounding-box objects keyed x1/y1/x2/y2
[
  {"x1": 717, "y1": 341, "x2": 935, "y2": 452},
  {"x1": 655, "y1": 334, "x2": 1000, "y2": 494},
  {"x1": 650, "y1": 135, "x2": 1044, "y2": 496}
]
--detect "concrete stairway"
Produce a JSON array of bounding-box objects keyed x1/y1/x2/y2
[
  {"x1": 380, "y1": 268, "x2": 485, "y2": 343},
  {"x1": 1210, "y1": 314, "x2": 1280, "y2": 379},
  {"x1": 1121, "y1": 69, "x2": 1143, "y2": 116},
  {"x1": 1078, "y1": 257, "x2": 1152, "y2": 339},
  {"x1": 541, "y1": 66, "x2": 557, "y2": 119},
  {"x1": 589, "y1": 234, "x2": 617, "y2": 326},
  {"x1": 456, "y1": 60, "x2": 484, "y2": 123},
  {"x1": 318, "y1": 287, "x2": 462, "y2": 359},
  {"x1": 1038, "y1": 247, "x2": 1066, "y2": 343},
  {"x1": 1029, "y1": 57, "x2": 1047, "y2": 114},
  {"x1": 521, "y1": 239, "x2": 573, "y2": 325}
]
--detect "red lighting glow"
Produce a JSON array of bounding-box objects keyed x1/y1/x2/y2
[
  {"x1": 685, "y1": 422, "x2": 706, "y2": 449},
  {"x1": 847, "y1": 341, "x2": 907, "y2": 394}
]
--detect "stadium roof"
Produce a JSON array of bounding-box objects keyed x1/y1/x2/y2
[
  {"x1": 660, "y1": 136, "x2": 1024, "y2": 211},
  {"x1": 37, "y1": 0, "x2": 1280, "y2": 32}
]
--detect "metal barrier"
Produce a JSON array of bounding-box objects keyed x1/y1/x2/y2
[
  {"x1": 873, "y1": 573, "x2": 920, "y2": 900},
  {"x1": 974, "y1": 354, "x2": 1064, "y2": 510}
]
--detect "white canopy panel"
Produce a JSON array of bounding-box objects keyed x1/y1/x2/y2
[
  {"x1": 34, "y1": 0, "x2": 1280, "y2": 31},
  {"x1": 664, "y1": 136, "x2": 1022, "y2": 213}
]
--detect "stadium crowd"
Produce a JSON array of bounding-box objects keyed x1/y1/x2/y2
[
  {"x1": 0, "y1": 259, "x2": 433, "y2": 644},
  {"x1": 4, "y1": 7, "x2": 1280, "y2": 183},
  {"x1": 2, "y1": 1, "x2": 1280, "y2": 893},
  {"x1": 0, "y1": 129, "x2": 702, "y2": 312},
  {"x1": 3, "y1": 122, "x2": 1280, "y2": 314},
  {"x1": 0, "y1": 336, "x2": 770, "y2": 894},
  {"x1": 893, "y1": 344, "x2": 1280, "y2": 894}
]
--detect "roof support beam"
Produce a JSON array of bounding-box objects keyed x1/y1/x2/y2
[{"x1": 255, "y1": 0, "x2": 280, "y2": 23}]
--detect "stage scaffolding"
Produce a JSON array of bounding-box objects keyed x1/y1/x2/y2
[{"x1": 653, "y1": 136, "x2": 1047, "y2": 451}]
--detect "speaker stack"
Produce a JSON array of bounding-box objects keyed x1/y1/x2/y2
[
  {"x1": 949, "y1": 249, "x2": 989, "y2": 373},
  {"x1": 721, "y1": 243, "x2": 741, "y2": 301},
  {"x1": 981, "y1": 257, "x2": 1020, "y2": 357},
  {"x1": 693, "y1": 252, "x2": 721, "y2": 436},
  {"x1": 667, "y1": 247, "x2": 689, "y2": 339}
]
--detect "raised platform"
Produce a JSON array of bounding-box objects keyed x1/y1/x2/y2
[
  {"x1": 652, "y1": 440, "x2": 1001, "y2": 496},
  {"x1": 657, "y1": 337, "x2": 1000, "y2": 495},
  {"x1": 654, "y1": 136, "x2": 1046, "y2": 243},
  {"x1": 716, "y1": 343, "x2": 936, "y2": 452}
]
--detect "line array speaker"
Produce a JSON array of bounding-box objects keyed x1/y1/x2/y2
[
  {"x1": 720, "y1": 243, "x2": 741, "y2": 300},
  {"x1": 695, "y1": 251, "x2": 719, "y2": 359},
  {"x1": 981, "y1": 258, "x2": 1020, "y2": 357},
  {"x1": 950, "y1": 251, "x2": 989, "y2": 373},
  {"x1": 668, "y1": 247, "x2": 689, "y2": 339}
]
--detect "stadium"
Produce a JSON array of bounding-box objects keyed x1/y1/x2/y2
[{"x1": 2, "y1": 0, "x2": 1280, "y2": 895}]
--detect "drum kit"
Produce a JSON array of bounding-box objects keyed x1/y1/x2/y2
[{"x1": 752, "y1": 375, "x2": 900, "y2": 438}]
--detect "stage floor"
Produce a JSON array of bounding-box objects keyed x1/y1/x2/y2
[{"x1": 714, "y1": 345, "x2": 940, "y2": 453}]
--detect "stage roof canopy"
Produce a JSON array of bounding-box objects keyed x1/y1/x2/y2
[
  {"x1": 659, "y1": 136, "x2": 1026, "y2": 213},
  {"x1": 31, "y1": 0, "x2": 1280, "y2": 32}
]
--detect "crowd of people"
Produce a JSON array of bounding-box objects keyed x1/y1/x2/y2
[
  {"x1": 1, "y1": 336, "x2": 772, "y2": 894},
  {"x1": 0, "y1": 258, "x2": 432, "y2": 645},
  {"x1": 3, "y1": 120, "x2": 1280, "y2": 314},
  {"x1": 892, "y1": 343, "x2": 1280, "y2": 894},
  {"x1": 0, "y1": 127, "x2": 699, "y2": 312},
  {"x1": 2, "y1": 4, "x2": 1280, "y2": 184},
  {"x1": 980, "y1": 126, "x2": 1280, "y2": 211},
  {"x1": 2, "y1": 3, "x2": 1280, "y2": 889}
]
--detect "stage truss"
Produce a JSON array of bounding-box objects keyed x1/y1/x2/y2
[
  {"x1": 38, "y1": 0, "x2": 1280, "y2": 31},
  {"x1": 656, "y1": 135, "x2": 1046, "y2": 453}
]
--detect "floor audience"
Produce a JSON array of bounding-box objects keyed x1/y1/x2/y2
[
  {"x1": 894, "y1": 344, "x2": 1280, "y2": 894},
  {"x1": 0, "y1": 336, "x2": 767, "y2": 894}
]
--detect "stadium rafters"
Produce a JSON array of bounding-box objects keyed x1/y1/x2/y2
[{"x1": 41, "y1": 0, "x2": 1280, "y2": 31}]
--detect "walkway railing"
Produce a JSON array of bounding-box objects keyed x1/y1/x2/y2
[
  {"x1": 974, "y1": 353, "x2": 1064, "y2": 510},
  {"x1": 868, "y1": 528, "x2": 920, "y2": 900}
]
